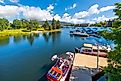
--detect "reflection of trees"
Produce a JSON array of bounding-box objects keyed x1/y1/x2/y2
[
  {"x1": 51, "y1": 31, "x2": 61, "y2": 44},
  {"x1": 13, "y1": 35, "x2": 22, "y2": 44},
  {"x1": 27, "y1": 34, "x2": 34, "y2": 46},
  {"x1": 0, "y1": 36, "x2": 9, "y2": 46},
  {"x1": 33, "y1": 33, "x2": 39, "y2": 38},
  {"x1": 42, "y1": 33, "x2": 50, "y2": 42},
  {"x1": 42, "y1": 31, "x2": 61, "y2": 44}
]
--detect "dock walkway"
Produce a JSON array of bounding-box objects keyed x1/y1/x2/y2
[{"x1": 69, "y1": 53, "x2": 108, "y2": 81}]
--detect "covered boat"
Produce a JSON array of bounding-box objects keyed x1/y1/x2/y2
[
  {"x1": 47, "y1": 52, "x2": 74, "y2": 81},
  {"x1": 70, "y1": 30, "x2": 89, "y2": 37},
  {"x1": 75, "y1": 43, "x2": 111, "y2": 58}
]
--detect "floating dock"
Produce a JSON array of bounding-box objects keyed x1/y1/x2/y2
[{"x1": 69, "y1": 53, "x2": 108, "y2": 81}]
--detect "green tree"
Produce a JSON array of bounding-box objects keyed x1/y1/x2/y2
[
  {"x1": 104, "y1": 2, "x2": 121, "y2": 81},
  {"x1": 56, "y1": 20, "x2": 61, "y2": 29},
  {"x1": 0, "y1": 18, "x2": 9, "y2": 31},
  {"x1": 42, "y1": 20, "x2": 50, "y2": 30},
  {"x1": 21, "y1": 19, "x2": 29, "y2": 28},
  {"x1": 13, "y1": 19, "x2": 22, "y2": 29},
  {"x1": 51, "y1": 18, "x2": 56, "y2": 30}
]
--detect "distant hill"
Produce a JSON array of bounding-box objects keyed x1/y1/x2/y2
[{"x1": 39, "y1": 21, "x2": 72, "y2": 26}]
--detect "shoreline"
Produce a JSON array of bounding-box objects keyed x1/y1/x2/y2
[{"x1": 0, "y1": 29, "x2": 61, "y2": 37}]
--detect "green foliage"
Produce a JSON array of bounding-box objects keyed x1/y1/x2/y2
[
  {"x1": 100, "y1": 2, "x2": 121, "y2": 81},
  {"x1": 42, "y1": 18, "x2": 61, "y2": 30},
  {"x1": 114, "y1": 3, "x2": 121, "y2": 19},
  {"x1": 13, "y1": 19, "x2": 22, "y2": 29},
  {"x1": 93, "y1": 21, "x2": 107, "y2": 27},
  {"x1": 0, "y1": 18, "x2": 9, "y2": 31},
  {"x1": 42, "y1": 20, "x2": 50, "y2": 30},
  {"x1": 56, "y1": 20, "x2": 61, "y2": 29},
  {"x1": 112, "y1": 19, "x2": 121, "y2": 28},
  {"x1": 51, "y1": 18, "x2": 56, "y2": 29}
]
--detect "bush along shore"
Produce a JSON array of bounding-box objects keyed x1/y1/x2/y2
[{"x1": 0, "y1": 18, "x2": 61, "y2": 37}]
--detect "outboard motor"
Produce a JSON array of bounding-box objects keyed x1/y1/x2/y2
[{"x1": 51, "y1": 55, "x2": 58, "y2": 61}]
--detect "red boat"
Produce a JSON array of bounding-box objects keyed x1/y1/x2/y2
[{"x1": 47, "y1": 52, "x2": 74, "y2": 81}]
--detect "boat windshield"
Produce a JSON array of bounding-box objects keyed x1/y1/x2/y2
[{"x1": 49, "y1": 70, "x2": 61, "y2": 80}]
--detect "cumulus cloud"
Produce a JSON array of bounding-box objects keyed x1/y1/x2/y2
[
  {"x1": 54, "y1": 14, "x2": 61, "y2": 20},
  {"x1": 47, "y1": 4, "x2": 54, "y2": 11},
  {"x1": 0, "y1": 0, "x2": 4, "y2": 3},
  {"x1": 65, "y1": 3, "x2": 77, "y2": 11},
  {"x1": 92, "y1": 15, "x2": 117, "y2": 22},
  {"x1": 0, "y1": 4, "x2": 116, "y2": 24},
  {"x1": 0, "y1": 5, "x2": 20, "y2": 18},
  {"x1": 100, "y1": 6, "x2": 115, "y2": 12},
  {"x1": 73, "y1": 4, "x2": 115, "y2": 19},
  {"x1": 0, "y1": 5, "x2": 53, "y2": 21}
]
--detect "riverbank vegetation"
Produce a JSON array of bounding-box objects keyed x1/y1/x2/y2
[
  {"x1": 99, "y1": 2, "x2": 121, "y2": 81},
  {"x1": 0, "y1": 18, "x2": 61, "y2": 37}
]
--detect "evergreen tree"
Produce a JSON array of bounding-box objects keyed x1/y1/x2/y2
[
  {"x1": 51, "y1": 18, "x2": 56, "y2": 29},
  {"x1": 56, "y1": 20, "x2": 61, "y2": 29},
  {"x1": 42, "y1": 20, "x2": 50, "y2": 30}
]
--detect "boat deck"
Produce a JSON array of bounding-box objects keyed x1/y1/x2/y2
[{"x1": 69, "y1": 53, "x2": 108, "y2": 81}]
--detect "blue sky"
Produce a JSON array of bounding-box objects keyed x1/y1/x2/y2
[{"x1": 0, "y1": 0, "x2": 120, "y2": 23}]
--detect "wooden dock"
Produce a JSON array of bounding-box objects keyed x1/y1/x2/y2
[{"x1": 69, "y1": 53, "x2": 108, "y2": 81}]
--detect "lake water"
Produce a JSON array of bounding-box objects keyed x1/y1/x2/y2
[{"x1": 0, "y1": 27, "x2": 114, "y2": 81}]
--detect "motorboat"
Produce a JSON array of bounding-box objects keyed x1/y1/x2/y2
[
  {"x1": 70, "y1": 30, "x2": 89, "y2": 37},
  {"x1": 75, "y1": 43, "x2": 111, "y2": 58},
  {"x1": 47, "y1": 52, "x2": 74, "y2": 81}
]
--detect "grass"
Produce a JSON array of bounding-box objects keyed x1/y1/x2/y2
[
  {"x1": 0, "y1": 28, "x2": 61, "y2": 37},
  {"x1": 0, "y1": 29, "x2": 30, "y2": 37},
  {"x1": 42, "y1": 29, "x2": 61, "y2": 33}
]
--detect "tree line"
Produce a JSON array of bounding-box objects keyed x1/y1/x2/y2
[
  {"x1": 42, "y1": 18, "x2": 61, "y2": 30},
  {"x1": 0, "y1": 18, "x2": 61, "y2": 31}
]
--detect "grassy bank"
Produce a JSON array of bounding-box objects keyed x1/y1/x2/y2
[
  {"x1": 0, "y1": 29, "x2": 30, "y2": 37},
  {"x1": 0, "y1": 29, "x2": 61, "y2": 37},
  {"x1": 41, "y1": 29, "x2": 61, "y2": 33}
]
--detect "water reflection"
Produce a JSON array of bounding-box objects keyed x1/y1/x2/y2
[
  {"x1": 42, "y1": 33, "x2": 50, "y2": 42},
  {"x1": 0, "y1": 36, "x2": 9, "y2": 46},
  {"x1": 42, "y1": 31, "x2": 61, "y2": 43},
  {"x1": 14, "y1": 35, "x2": 22, "y2": 44},
  {"x1": 27, "y1": 33, "x2": 40, "y2": 46}
]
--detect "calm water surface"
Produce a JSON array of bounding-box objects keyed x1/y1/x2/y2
[{"x1": 0, "y1": 27, "x2": 114, "y2": 81}]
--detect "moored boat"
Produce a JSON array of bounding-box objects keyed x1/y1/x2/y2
[
  {"x1": 70, "y1": 30, "x2": 89, "y2": 37},
  {"x1": 75, "y1": 43, "x2": 111, "y2": 58},
  {"x1": 47, "y1": 52, "x2": 74, "y2": 81}
]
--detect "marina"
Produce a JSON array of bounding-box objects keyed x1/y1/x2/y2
[{"x1": 0, "y1": 27, "x2": 114, "y2": 81}]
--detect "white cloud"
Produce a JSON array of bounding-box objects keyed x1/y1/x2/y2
[
  {"x1": 100, "y1": 6, "x2": 115, "y2": 12},
  {"x1": 92, "y1": 15, "x2": 117, "y2": 22},
  {"x1": 0, "y1": 4, "x2": 116, "y2": 24},
  {"x1": 73, "y1": 11, "x2": 88, "y2": 18},
  {"x1": 0, "y1": 5, "x2": 20, "y2": 18},
  {"x1": 88, "y1": 4, "x2": 99, "y2": 15},
  {"x1": 54, "y1": 14, "x2": 61, "y2": 20},
  {"x1": 73, "y1": 4, "x2": 115, "y2": 19},
  {"x1": 22, "y1": 6, "x2": 53, "y2": 21},
  {"x1": 0, "y1": 0, "x2": 4, "y2": 3},
  {"x1": 10, "y1": 0, "x2": 19, "y2": 3},
  {"x1": 65, "y1": 3, "x2": 77, "y2": 11},
  {"x1": 0, "y1": 5, "x2": 53, "y2": 21},
  {"x1": 47, "y1": 4, "x2": 54, "y2": 11}
]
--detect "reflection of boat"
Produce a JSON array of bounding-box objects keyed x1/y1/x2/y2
[
  {"x1": 70, "y1": 30, "x2": 89, "y2": 37},
  {"x1": 75, "y1": 43, "x2": 111, "y2": 58},
  {"x1": 47, "y1": 52, "x2": 74, "y2": 81}
]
